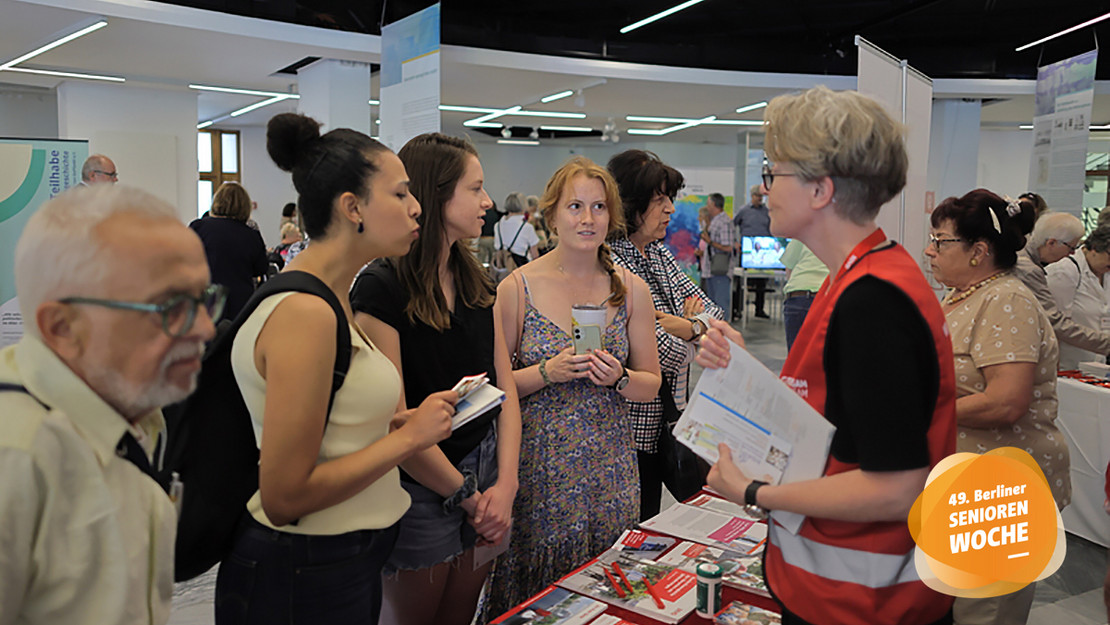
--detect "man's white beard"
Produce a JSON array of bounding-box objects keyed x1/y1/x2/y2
[{"x1": 86, "y1": 342, "x2": 204, "y2": 418}]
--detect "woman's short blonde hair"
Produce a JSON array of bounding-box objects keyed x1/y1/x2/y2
[
  {"x1": 764, "y1": 86, "x2": 907, "y2": 224},
  {"x1": 210, "y1": 181, "x2": 253, "y2": 222}
]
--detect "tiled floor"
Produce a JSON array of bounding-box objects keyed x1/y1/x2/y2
[{"x1": 168, "y1": 313, "x2": 1109, "y2": 625}]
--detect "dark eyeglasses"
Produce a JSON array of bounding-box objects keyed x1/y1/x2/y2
[
  {"x1": 1056, "y1": 239, "x2": 1078, "y2": 252},
  {"x1": 60, "y1": 284, "x2": 227, "y2": 338},
  {"x1": 928, "y1": 234, "x2": 964, "y2": 249},
  {"x1": 92, "y1": 169, "x2": 119, "y2": 180},
  {"x1": 761, "y1": 163, "x2": 798, "y2": 190}
]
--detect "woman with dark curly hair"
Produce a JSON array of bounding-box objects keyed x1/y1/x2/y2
[{"x1": 926, "y1": 188, "x2": 1069, "y2": 625}]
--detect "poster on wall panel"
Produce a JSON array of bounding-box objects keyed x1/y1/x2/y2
[
  {"x1": 1028, "y1": 50, "x2": 1097, "y2": 215},
  {"x1": 379, "y1": 3, "x2": 440, "y2": 151},
  {"x1": 0, "y1": 138, "x2": 88, "y2": 348},
  {"x1": 664, "y1": 167, "x2": 734, "y2": 285}
]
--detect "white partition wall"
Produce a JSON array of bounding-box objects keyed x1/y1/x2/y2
[{"x1": 856, "y1": 37, "x2": 933, "y2": 268}]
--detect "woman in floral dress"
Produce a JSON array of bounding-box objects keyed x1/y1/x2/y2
[{"x1": 482, "y1": 157, "x2": 661, "y2": 622}]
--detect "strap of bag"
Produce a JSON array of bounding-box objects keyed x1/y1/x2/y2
[
  {"x1": 507, "y1": 219, "x2": 527, "y2": 251},
  {"x1": 0, "y1": 382, "x2": 49, "y2": 409},
  {"x1": 513, "y1": 271, "x2": 526, "y2": 364}
]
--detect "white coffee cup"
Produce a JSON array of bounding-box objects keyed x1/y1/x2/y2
[{"x1": 571, "y1": 304, "x2": 607, "y2": 328}]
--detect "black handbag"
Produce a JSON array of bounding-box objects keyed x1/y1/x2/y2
[{"x1": 657, "y1": 375, "x2": 709, "y2": 501}]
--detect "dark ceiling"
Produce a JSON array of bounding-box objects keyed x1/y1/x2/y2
[{"x1": 160, "y1": 0, "x2": 1110, "y2": 80}]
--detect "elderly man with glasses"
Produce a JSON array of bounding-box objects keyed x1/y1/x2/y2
[
  {"x1": 0, "y1": 185, "x2": 223, "y2": 624},
  {"x1": 79, "y1": 154, "x2": 119, "y2": 186},
  {"x1": 1014, "y1": 210, "x2": 1110, "y2": 361}
]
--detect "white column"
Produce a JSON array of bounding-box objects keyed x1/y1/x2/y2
[
  {"x1": 297, "y1": 59, "x2": 372, "y2": 135},
  {"x1": 57, "y1": 81, "x2": 198, "y2": 222},
  {"x1": 927, "y1": 99, "x2": 981, "y2": 203}
]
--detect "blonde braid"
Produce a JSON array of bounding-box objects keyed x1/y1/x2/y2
[{"x1": 598, "y1": 242, "x2": 627, "y2": 307}]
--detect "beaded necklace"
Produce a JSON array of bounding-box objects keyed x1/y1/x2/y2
[{"x1": 943, "y1": 271, "x2": 1007, "y2": 306}]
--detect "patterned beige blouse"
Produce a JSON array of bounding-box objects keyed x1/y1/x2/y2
[{"x1": 944, "y1": 273, "x2": 1070, "y2": 508}]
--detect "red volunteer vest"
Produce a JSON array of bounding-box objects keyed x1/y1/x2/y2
[{"x1": 766, "y1": 229, "x2": 957, "y2": 625}]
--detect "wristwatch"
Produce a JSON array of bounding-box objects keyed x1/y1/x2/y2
[
  {"x1": 689, "y1": 317, "x2": 707, "y2": 341},
  {"x1": 744, "y1": 480, "x2": 769, "y2": 520},
  {"x1": 610, "y1": 365, "x2": 630, "y2": 392}
]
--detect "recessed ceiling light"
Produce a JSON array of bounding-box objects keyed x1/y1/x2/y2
[
  {"x1": 229, "y1": 95, "x2": 295, "y2": 118},
  {"x1": 439, "y1": 105, "x2": 500, "y2": 114},
  {"x1": 620, "y1": 0, "x2": 705, "y2": 34},
  {"x1": 368, "y1": 99, "x2": 379, "y2": 105},
  {"x1": 541, "y1": 90, "x2": 574, "y2": 103},
  {"x1": 0, "y1": 19, "x2": 108, "y2": 72},
  {"x1": 539, "y1": 125, "x2": 594, "y2": 132},
  {"x1": 197, "y1": 120, "x2": 214, "y2": 129},
  {"x1": 189, "y1": 84, "x2": 300, "y2": 99},
  {"x1": 1016, "y1": 11, "x2": 1110, "y2": 51},
  {"x1": 497, "y1": 139, "x2": 540, "y2": 146},
  {"x1": 1, "y1": 66, "x2": 123, "y2": 82},
  {"x1": 466, "y1": 105, "x2": 523, "y2": 127},
  {"x1": 735, "y1": 101, "x2": 768, "y2": 114},
  {"x1": 1019, "y1": 124, "x2": 1034, "y2": 130}
]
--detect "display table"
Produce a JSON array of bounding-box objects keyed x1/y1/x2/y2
[{"x1": 1056, "y1": 376, "x2": 1110, "y2": 548}]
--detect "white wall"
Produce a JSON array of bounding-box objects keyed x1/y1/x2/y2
[
  {"x1": 474, "y1": 139, "x2": 740, "y2": 205},
  {"x1": 57, "y1": 82, "x2": 197, "y2": 222},
  {"x1": 0, "y1": 85, "x2": 57, "y2": 139},
  {"x1": 927, "y1": 99, "x2": 981, "y2": 204},
  {"x1": 977, "y1": 129, "x2": 1034, "y2": 198},
  {"x1": 237, "y1": 125, "x2": 296, "y2": 248}
]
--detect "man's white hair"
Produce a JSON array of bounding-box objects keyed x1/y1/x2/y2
[
  {"x1": 1027, "y1": 211, "x2": 1084, "y2": 251},
  {"x1": 14, "y1": 185, "x2": 179, "y2": 337}
]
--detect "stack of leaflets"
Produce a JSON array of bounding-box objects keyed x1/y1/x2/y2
[
  {"x1": 655, "y1": 540, "x2": 769, "y2": 598},
  {"x1": 715, "y1": 601, "x2": 781, "y2": 624},
  {"x1": 490, "y1": 587, "x2": 607, "y2": 625},
  {"x1": 610, "y1": 529, "x2": 676, "y2": 561},
  {"x1": 586, "y1": 616, "x2": 636, "y2": 625},
  {"x1": 451, "y1": 373, "x2": 505, "y2": 430},
  {"x1": 556, "y1": 548, "x2": 697, "y2": 624},
  {"x1": 639, "y1": 500, "x2": 767, "y2": 555}
]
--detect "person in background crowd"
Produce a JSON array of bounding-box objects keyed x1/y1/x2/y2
[
  {"x1": 213, "y1": 113, "x2": 456, "y2": 625},
  {"x1": 351, "y1": 133, "x2": 519, "y2": 625},
  {"x1": 697, "y1": 86, "x2": 957, "y2": 625},
  {"x1": 495, "y1": 192, "x2": 540, "y2": 267},
  {"x1": 695, "y1": 205, "x2": 712, "y2": 287},
  {"x1": 1014, "y1": 212, "x2": 1110, "y2": 363},
  {"x1": 926, "y1": 189, "x2": 1068, "y2": 625},
  {"x1": 1099, "y1": 205, "x2": 1110, "y2": 229},
  {"x1": 0, "y1": 184, "x2": 221, "y2": 624},
  {"x1": 734, "y1": 184, "x2": 772, "y2": 319},
  {"x1": 1048, "y1": 224, "x2": 1110, "y2": 369},
  {"x1": 188, "y1": 181, "x2": 269, "y2": 320},
  {"x1": 482, "y1": 156, "x2": 660, "y2": 622},
  {"x1": 1018, "y1": 192, "x2": 1048, "y2": 220},
  {"x1": 271, "y1": 222, "x2": 303, "y2": 266},
  {"x1": 779, "y1": 239, "x2": 828, "y2": 351},
  {"x1": 477, "y1": 198, "x2": 500, "y2": 265},
  {"x1": 80, "y1": 154, "x2": 118, "y2": 186},
  {"x1": 526, "y1": 194, "x2": 551, "y2": 254},
  {"x1": 279, "y1": 202, "x2": 297, "y2": 231},
  {"x1": 607, "y1": 148, "x2": 723, "y2": 519},
  {"x1": 701, "y1": 192, "x2": 736, "y2": 314}
]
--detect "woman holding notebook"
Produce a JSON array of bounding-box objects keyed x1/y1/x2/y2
[{"x1": 351, "y1": 133, "x2": 520, "y2": 625}]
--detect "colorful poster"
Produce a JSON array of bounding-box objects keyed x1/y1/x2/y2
[
  {"x1": 0, "y1": 138, "x2": 88, "y2": 347},
  {"x1": 379, "y1": 3, "x2": 440, "y2": 151},
  {"x1": 1029, "y1": 50, "x2": 1097, "y2": 214},
  {"x1": 665, "y1": 167, "x2": 734, "y2": 285}
]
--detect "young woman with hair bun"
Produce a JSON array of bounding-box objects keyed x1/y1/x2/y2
[
  {"x1": 214, "y1": 113, "x2": 456, "y2": 625},
  {"x1": 482, "y1": 156, "x2": 661, "y2": 621},
  {"x1": 350, "y1": 133, "x2": 520, "y2": 625}
]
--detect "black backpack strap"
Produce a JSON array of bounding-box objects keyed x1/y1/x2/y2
[
  {"x1": 243, "y1": 271, "x2": 352, "y2": 417},
  {"x1": 0, "y1": 383, "x2": 49, "y2": 410}
]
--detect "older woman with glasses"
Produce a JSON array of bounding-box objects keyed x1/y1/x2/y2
[
  {"x1": 925, "y1": 189, "x2": 1069, "y2": 625},
  {"x1": 1048, "y1": 224, "x2": 1110, "y2": 369},
  {"x1": 695, "y1": 86, "x2": 957, "y2": 625}
]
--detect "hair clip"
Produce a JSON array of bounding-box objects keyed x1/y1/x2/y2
[
  {"x1": 989, "y1": 206, "x2": 1003, "y2": 235},
  {"x1": 1003, "y1": 196, "x2": 1021, "y2": 217}
]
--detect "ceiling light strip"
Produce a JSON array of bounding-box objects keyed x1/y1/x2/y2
[
  {"x1": 439, "y1": 105, "x2": 500, "y2": 113},
  {"x1": 466, "y1": 105, "x2": 523, "y2": 127},
  {"x1": 620, "y1": 0, "x2": 705, "y2": 34},
  {"x1": 539, "y1": 125, "x2": 594, "y2": 132},
  {"x1": 1016, "y1": 11, "x2": 1110, "y2": 51},
  {"x1": 541, "y1": 90, "x2": 575, "y2": 103},
  {"x1": 497, "y1": 139, "x2": 540, "y2": 146},
  {"x1": 189, "y1": 84, "x2": 300, "y2": 99},
  {"x1": 197, "y1": 121, "x2": 214, "y2": 129},
  {"x1": 1, "y1": 66, "x2": 123, "y2": 82},
  {"x1": 0, "y1": 20, "x2": 108, "y2": 71},
  {"x1": 230, "y1": 95, "x2": 293, "y2": 118},
  {"x1": 734, "y1": 101, "x2": 768, "y2": 114}
]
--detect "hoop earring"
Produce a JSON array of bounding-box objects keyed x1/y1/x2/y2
[{"x1": 357, "y1": 220, "x2": 364, "y2": 234}]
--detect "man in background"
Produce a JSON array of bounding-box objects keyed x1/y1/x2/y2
[
  {"x1": 0, "y1": 185, "x2": 220, "y2": 624},
  {"x1": 733, "y1": 184, "x2": 771, "y2": 318},
  {"x1": 80, "y1": 154, "x2": 118, "y2": 185},
  {"x1": 701, "y1": 192, "x2": 736, "y2": 313}
]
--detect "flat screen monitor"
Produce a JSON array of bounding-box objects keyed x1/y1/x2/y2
[{"x1": 741, "y1": 236, "x2": 790, "y2": 270}]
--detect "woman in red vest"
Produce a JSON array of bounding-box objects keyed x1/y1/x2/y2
[{"x1": 696, "y1": 86, "x2": 957, "y2": 625}]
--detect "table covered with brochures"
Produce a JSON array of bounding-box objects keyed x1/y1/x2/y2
[{"x1": 491, "y1": 491, "x2": 782, "y2": 625}]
